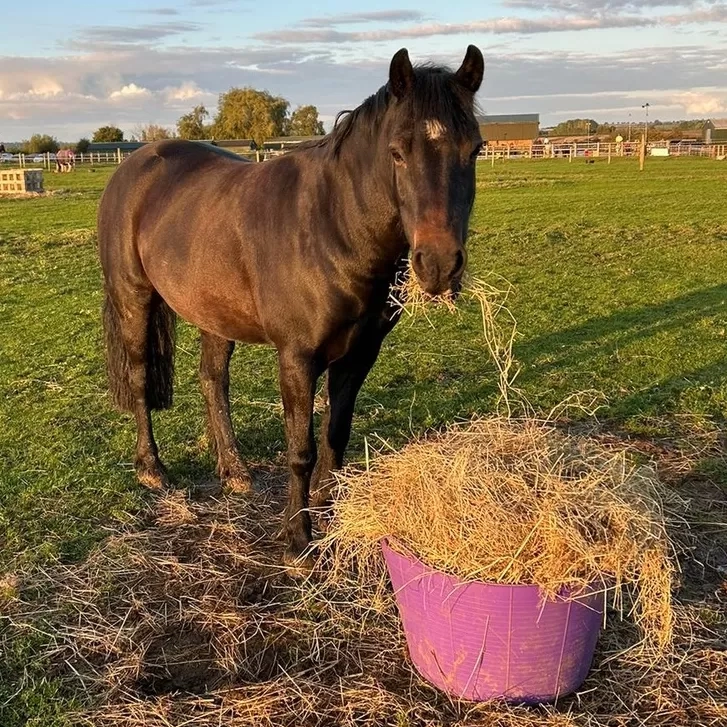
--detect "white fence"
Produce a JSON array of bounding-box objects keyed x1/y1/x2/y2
[
  {"x1": 480, "y1": 141, "x2": 727, "y2": 160},
  {"x1": 0, "y1": 149, "x2": 278, "y2": 168},
  {"x1": 2, "y1": 142, "x2": 725, "y2": 169}
]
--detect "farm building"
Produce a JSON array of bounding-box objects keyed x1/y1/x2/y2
[
  {"x1": 477, "y1": 114, "x2": 540, "y2": 144},
  {"x1": 703, "y1": 119, "x2": 727, "y2": 143}
]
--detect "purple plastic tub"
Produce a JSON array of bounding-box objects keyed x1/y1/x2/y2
[{"x1": 382, "y1": 539, "x2": 604, "y2": 704}]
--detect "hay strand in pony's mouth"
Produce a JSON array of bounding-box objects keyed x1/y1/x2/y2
[
  {"x1": 389, "y1": 262, "x2": 526, "y2": 416},
  {"x1": 389, "y1": 261, "x2": 605, "y2": 420}
]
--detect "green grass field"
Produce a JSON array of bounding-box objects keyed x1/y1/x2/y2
[{"x1": 2, "y1": 156, "x2": 727, "y2": 724}]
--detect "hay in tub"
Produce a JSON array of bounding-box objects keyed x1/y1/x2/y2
[{"x1": 324, "y1": 417, "x2": 681, "y2": 652}]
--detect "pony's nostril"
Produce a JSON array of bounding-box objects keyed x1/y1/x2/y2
[
  {"x1": 412, "y1": 249, "x2": 425, "y2": 271},
  {"x1": 452, "y1": 249, "x2": 466, "y2": 277}
]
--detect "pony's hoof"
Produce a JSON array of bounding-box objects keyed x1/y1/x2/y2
[
  {"x1": 283, "y1": 547, "x2": 316, "y2": 577},
  {"x1": 221, "y1": 472, "x2": 254, "y2": 494},
  {"x1": 136, "y1": 466, "x2": 170, "y2": 492}
]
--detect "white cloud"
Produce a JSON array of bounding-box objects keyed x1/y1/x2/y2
[
  {"x1": 2, "y1": 40, "x2": 727, "y2": 140},
  {"x1": 300, "y1": 10, "x2": 426, "y2": 28},
  {"x1": 254, "y1": 15, "x2": 649, "y2": 43},
  {"x1": 26, "y1": 80, "x2": 65, "y2": 98},
  {"x1": 672, "y1": 90, "x2": 727, "y2": 114},
  {"x1": 109, "y1": 83, "x2": 152, "y2": 100},
  {"x1": 164, "y1": 81, "x2": 209, "y2": 101},
  {"x1": 504, "y1": 0, "x2": 709, "y2": 9},
  {"x1": 255, "y1": 3, "x2": 727, "y2": 43},
  {"x1": 73, "y1": 22, "x2": 203, "y2": 48}
]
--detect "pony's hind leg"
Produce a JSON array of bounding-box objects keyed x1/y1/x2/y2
[
  {"x1": 199, "y1": 331, "x2": 252, "y2": 493},
  {"x1": 103, "y1": 289, "x2": 174, "y2": 490}
]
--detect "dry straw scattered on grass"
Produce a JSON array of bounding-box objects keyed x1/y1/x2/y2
[{"x1": 3, "y1": 470, "x2": 725, "y2": 727}]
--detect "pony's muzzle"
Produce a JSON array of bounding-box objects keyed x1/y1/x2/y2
[{"x1": 412, "y1": 245, "x2": 467, "y2": 295}]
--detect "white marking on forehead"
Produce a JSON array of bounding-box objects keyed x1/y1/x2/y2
[{"x1": 424, "y1": 119, "x2": 447, "y2": 140}]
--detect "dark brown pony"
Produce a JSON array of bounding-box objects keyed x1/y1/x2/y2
[{"x1": 98, "y1": 46, "x2": 484, "y2": 569}]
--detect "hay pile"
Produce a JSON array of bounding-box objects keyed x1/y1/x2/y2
[
  {"x1": 325, "y1": 418, "x2": 682, "y2": 651},
  {"x1": 341, "y1": 264, "x2": 681, "y2": 651}
]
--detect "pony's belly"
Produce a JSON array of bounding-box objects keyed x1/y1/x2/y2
[{"x1": 158, "y1": 285, "x2": 269, "y2": 344}]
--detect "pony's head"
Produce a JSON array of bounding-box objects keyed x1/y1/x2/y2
[{"x1": 384, "y1": 46, "x2": 484, "y2": 295}]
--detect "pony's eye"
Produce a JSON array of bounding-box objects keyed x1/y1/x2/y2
[{"x1": 390, "y1": 147, "x2": 405, "y2": 165}]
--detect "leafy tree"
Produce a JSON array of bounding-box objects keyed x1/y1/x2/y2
[
  {"x1": 22, "y1": 134, "x2": 59, "y2": 154},
  {"x1": 176, "y1": 105, "x2": 211, "y2": 140},
  {"x1": 551, "y1": 119, "x2": 598, "y2": 137},
  {"x1": 76, "y1": 138, "x2": 91, "y2": 154},
  {"x1": 132, "y1": 124, "x2": 173, "y2": 142},
  {"x1": 92, "y1": 126, "x2": 124, "y2": 143},
  {"x1": 287, "y1": 105, "x2": 325, "y2": 136},
  {"x1": 213, "y1": 88, "x2": 288, "y2": 146}
]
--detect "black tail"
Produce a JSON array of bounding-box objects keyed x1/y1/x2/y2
[{"x1": 103, "y1": 290, "x2": 176, "y2": 411}]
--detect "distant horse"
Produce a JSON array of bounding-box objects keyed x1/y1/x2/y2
[
  {"x1": 98, "y1": 46, "x2": 484, "y2": 569},
  {"x1": 56, "y1": 148, "x2": 75, "y2": 173}
]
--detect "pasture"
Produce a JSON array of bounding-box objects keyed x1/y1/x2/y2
[{"x1": 1, "y1": 157, "x2": 726, "y2": 725}]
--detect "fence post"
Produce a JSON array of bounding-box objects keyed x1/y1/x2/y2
[
  {"x1": 639, "y1": 136, "x2": 646, "y2": 171},
  {"x1": 608, "y1": 144, "x2": 612, "y2": 164}
]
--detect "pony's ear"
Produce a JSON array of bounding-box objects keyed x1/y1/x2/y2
[
  {"x1": 389, "y1": 48, "x2": 414, "y2": 99},
  {"x1": 455, "y1": 45, "x2": 484, "y2": 94}
]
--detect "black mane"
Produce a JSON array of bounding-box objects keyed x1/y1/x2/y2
[{"x1": 299, "y1": 64, "x2": 478, "y2": 157}]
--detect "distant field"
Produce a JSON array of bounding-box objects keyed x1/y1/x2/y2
[{"x1": 2, "y1": 156, "x2": 727, "y2": 724}]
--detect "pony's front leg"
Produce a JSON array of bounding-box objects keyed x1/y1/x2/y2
[{"x1": 278, "y1": 351, "x2": 319, "y2": 572}]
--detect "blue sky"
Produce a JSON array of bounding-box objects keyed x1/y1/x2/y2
[{"x1": 1, "y1": 0, "x2": 727, "y2": 140}]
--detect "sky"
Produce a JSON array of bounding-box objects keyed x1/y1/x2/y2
[{"x1": 1, "y1": 0, "x2": 726, "y2": 141}]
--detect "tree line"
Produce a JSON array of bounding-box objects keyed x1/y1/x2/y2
[
  {"x1": 94, "y1": 92, "x2": 323, "y2": 147},
  {"x1": 6, "y1": 87, "x2": 325, "y2": 154},
  {"x1": 95, "y1": 89, "x2": 324, "y2": 146},
  {"x1": 549, "y1": 117, "x2": 707, "y2": 141}
]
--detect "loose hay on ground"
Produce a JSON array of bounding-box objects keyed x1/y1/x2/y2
[{"x1": 2, "y1": 450, "x2": 726, "y2": 727}]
